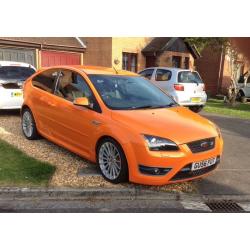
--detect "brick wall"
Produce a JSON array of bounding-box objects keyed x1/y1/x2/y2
[
  {"x1": 82, "y1": 37, "x2": 112, "y2": 67},
  {"x1": 112, "y1": 37, "x2": 152, "y2": 71},
  {"x1": 196, "y1": 47, "x2": 222, "y2": 96},
  {"x1": 157, "y1": 51, "x2": 195, "y2": 69}
]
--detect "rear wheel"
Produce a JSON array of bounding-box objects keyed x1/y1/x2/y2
[
  {"x1": 21, "y1": 108, "x2": 40, "y2": 140},
  {"x1": 97, "y1": 138, "x2": 128, "y2": 184},
  {"x1": 189, "y1": 106, "x2": 203, "y2": 113}
]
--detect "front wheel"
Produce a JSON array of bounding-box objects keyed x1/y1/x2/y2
[
  {"x1": 189, "y1": 106, "x2": 204, "y2": 113},
  {"x1": 97, "y1": 138, "x2": 128, "y2": 184},
  {"x1": 21, "y1": 108, "x2": 40, "y2": 140}
]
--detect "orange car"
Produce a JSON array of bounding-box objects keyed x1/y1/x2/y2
[{"x1": 21, "y1": 65, "x2": 223, "y2": 185}]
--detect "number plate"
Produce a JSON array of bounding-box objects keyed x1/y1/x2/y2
[
  {"x1": 191, "y1": 157, "x2": 217, "y2": 171},
  {"x1": 191, "y1": 97, "x2": 201, "y2": 103},
  {"x1": 11, "y1": 92, "x2": 23, "y2": 97}
]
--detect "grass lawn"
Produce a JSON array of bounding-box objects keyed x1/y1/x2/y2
[
  {"x1": 204, "y1": 98, "x2": 250, "y2": 119},
  {"x1": 0, "y1": 139, "x2": 55, "y2": 187}
]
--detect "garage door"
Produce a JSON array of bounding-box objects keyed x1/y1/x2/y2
[
  {"x1": 0, "y1": 48, "x2": 36, "y2": 67},
  {"x1": 41, "y1": 50, "x2": 81, "y2": 67}
]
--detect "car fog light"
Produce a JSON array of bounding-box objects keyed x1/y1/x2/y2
[{"x1": 139, "y1": 165, "x2": 171, "y2": 176}]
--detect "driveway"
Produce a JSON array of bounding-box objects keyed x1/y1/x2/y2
[
  {"x1": 0, "y1": 110, "x2": 249, "y2": 195},
  {"x1": 198, "y1": 112, "x2": 250, "y2": 195},
  {"x1": 0, "y1": 110, "x2": 193, "y2": 192}
]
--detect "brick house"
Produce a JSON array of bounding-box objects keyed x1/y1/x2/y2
[
  {"x1": 196, "y1": 38, "x2": 250, "y2": 96},
  {"x1": 0, "y1": 37, "x2": 200, "y2": 73}
]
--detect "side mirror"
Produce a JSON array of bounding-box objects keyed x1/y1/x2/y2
[{"x1": 73, "y1": 97, "x2": 89, "y2": 107}]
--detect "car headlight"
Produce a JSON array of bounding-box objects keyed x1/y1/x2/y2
[
  {"x1": 144, "y1": 135, "x2": 179, "y2": 151},
  {"x1": 215, "y1": 125, "x2": 221, "y2": 138}
]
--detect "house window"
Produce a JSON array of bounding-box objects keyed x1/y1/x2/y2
[
  {"x1": 122, "y1": 52, "x2": 138, "y2": 72},
  {"x1": 172, "y1": 56, "x2": 181, "y2": 68},
  {"x1": 184, "y1": 57, "x2": 190, "y2": 69}
]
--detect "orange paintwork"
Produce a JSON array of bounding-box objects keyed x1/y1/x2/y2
[{"x1": 22, "y1": 65, "x2": 223, "y2": 185}]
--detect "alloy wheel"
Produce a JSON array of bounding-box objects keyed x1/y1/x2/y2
[
  {"x1": 98, "y1": 142, "x2": 122, "y2": 180},
  {"x1": 22, "y1": 111, "x2": 34, "y2": 138}
]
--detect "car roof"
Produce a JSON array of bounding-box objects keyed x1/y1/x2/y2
[
  {"x1": 0, "y1": 61, "x2": 36, "y2": 70},
  {"x1": 40, "y1": 65, "x2": 138, "y2": 76},
  {"x1": 140, "y1": 67, "x2": 196, "y2": 73}
]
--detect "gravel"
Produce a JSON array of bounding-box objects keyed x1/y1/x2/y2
[{"x1": 0, "y1": 110, "x2": 196, "y2": 192}]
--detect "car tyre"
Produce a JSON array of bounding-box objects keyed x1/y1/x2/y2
[
  {"x1": 189, "y1": 106, "x2": 203, "y2": 113},
  {"x1": 21, "y1": 108, "x2": 40, "y2": 140},
  {"x1": 97, "y1": 138, "x2": 128, "y2": 184}
]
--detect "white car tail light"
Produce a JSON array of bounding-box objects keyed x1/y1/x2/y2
[{"x1": 174, "y1": 84, "x2": 184, "y2": 91}]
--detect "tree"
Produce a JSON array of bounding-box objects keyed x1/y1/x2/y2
[{"x1": 185, "y1": 38, "x2": 242, "y2": 106}]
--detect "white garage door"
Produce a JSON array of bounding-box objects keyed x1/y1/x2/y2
[{"x1": 0, "y1": 48, "x2": 36, "y2": 67}]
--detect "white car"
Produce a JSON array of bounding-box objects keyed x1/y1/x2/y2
[
  {"x1": 139, "y1": 67, "x2": 207, "y2": 112},
  {"x1": 237, "y1": 73, "x2": 250, "y2": 103},
  {"x1": 0, "y1": 61, "x2": 36, "y2": 109}
]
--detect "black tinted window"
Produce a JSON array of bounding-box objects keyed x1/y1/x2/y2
[
  {"x1": 139, "y1": 69, "x2": 154, "y2": 79},
  {"x1": 32, "y1": 70, "x2": 58, "y2": 93},
  {"x1": 155, "y1": 69, "x2": 172, "y2": 81},
  {"x1": 0, "y1": 66, "x2": 35, "y2": 80}
]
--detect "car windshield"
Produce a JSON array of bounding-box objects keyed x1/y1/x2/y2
[
  {"x1": 178, "y1": 71, "x2": 203, "y2": 84},
  {"x1": 0, "y1": 66, "x2": 35, "y2": 81},
  {"x1": 88, "y1": 74, "x2": 177, "y2": 110}
]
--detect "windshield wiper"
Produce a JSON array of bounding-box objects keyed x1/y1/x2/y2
[
  {"x1": 129, "y1": 103, "x2": 177, "y2": 110},
  {"x1": 129, "y1": 105, "x2": 156, "y2": 110}
]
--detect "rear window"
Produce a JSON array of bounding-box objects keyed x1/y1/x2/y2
[
  {"x1": 0, "y1": 66, "x2": 35, "y2": 81},
  {"x1": 178, "y1": 71, "x2": 203, "y2": 83}
]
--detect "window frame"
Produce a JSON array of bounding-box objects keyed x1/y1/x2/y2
[
  {"x1": 172, "y1": 56, "x2": 182, "y2": 68},
  {"x1": 122, "y1": 52, "x2": 138, "y2": 72},
  {"x1": 32, "y1": 68, "x2": 60, "y2": 94},
  {"x1": 54, "y1": 69, "x2": 102, "y2": 113},
  {"x1": 155, "y1": 69, "x2": 172, "y2": 82},
  {"x1": 139, "y1": 68, "x2": 154, "y2": 80}
]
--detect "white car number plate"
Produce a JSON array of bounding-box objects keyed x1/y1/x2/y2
[{"x1": 191, "y1": 157, "x2": 216, "y2": 171}]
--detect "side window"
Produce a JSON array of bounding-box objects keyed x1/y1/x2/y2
[
  {"x1": 139, "y1": 69, "x2": 154, "y2": 80},
  {"x1": 55, "y1": 69, "x2": 101, "y2": 112},
  {"x1": 155, "y1": 69, "x2": 172, "y2": 81},
  {"x1": 32, "y1": 69, "x2": 59, "y2": 93}
]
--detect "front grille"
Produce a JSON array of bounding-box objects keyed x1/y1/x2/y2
[
  {"x1": 187, "y1": 137, "x2": 215, "y2": 153},
  {"x1": 170, "y1": 156, "x2": 220, "y2": 181},
  {"x1": 2, "y1": 83, "x2": 21, "y2": 89},
  {"x1": 206, "y1": 200, "x2": 244, "y2": 212}
]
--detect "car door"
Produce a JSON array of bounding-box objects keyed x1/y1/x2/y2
[
  {"x1": 177, "y1": 70, "x2": 204, "y2": 98},
  {"x1": 152, "y1": 68, "x2": 173, "y2": 94},
  {"x1": 31, "y1": 68, "x2": 60, "y2": 136},
  {"x1": 50, "y1": 69, "x2": 102, "y2": 158}
]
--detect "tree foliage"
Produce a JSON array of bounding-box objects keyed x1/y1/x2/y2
[{"x1": 185, "y1": 37, "x2": 229, "y2": 53}]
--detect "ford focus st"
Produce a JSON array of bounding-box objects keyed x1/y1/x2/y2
[{"x1": 21, "y1": 65, "x2": 223, "y2": 185}]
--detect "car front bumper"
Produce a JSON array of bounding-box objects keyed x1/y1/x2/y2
[{"x1": 125, "y1": 135, "x2": 223, "y2": 185}]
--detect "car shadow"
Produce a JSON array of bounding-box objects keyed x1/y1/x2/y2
[
  {"x1": 195, "y1": 177, "x2": 249, "y2": 196},
  {"x1": 0, "y1": 110, "x2": 20, "y2": 117}
]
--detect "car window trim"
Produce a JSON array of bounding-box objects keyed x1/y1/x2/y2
[
  {"x1": 155, "y1": 69, "x2": 172, "y2": 81},
  {"x1": 53, "y1": 68, "x2": 102, "y2": 113}
]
